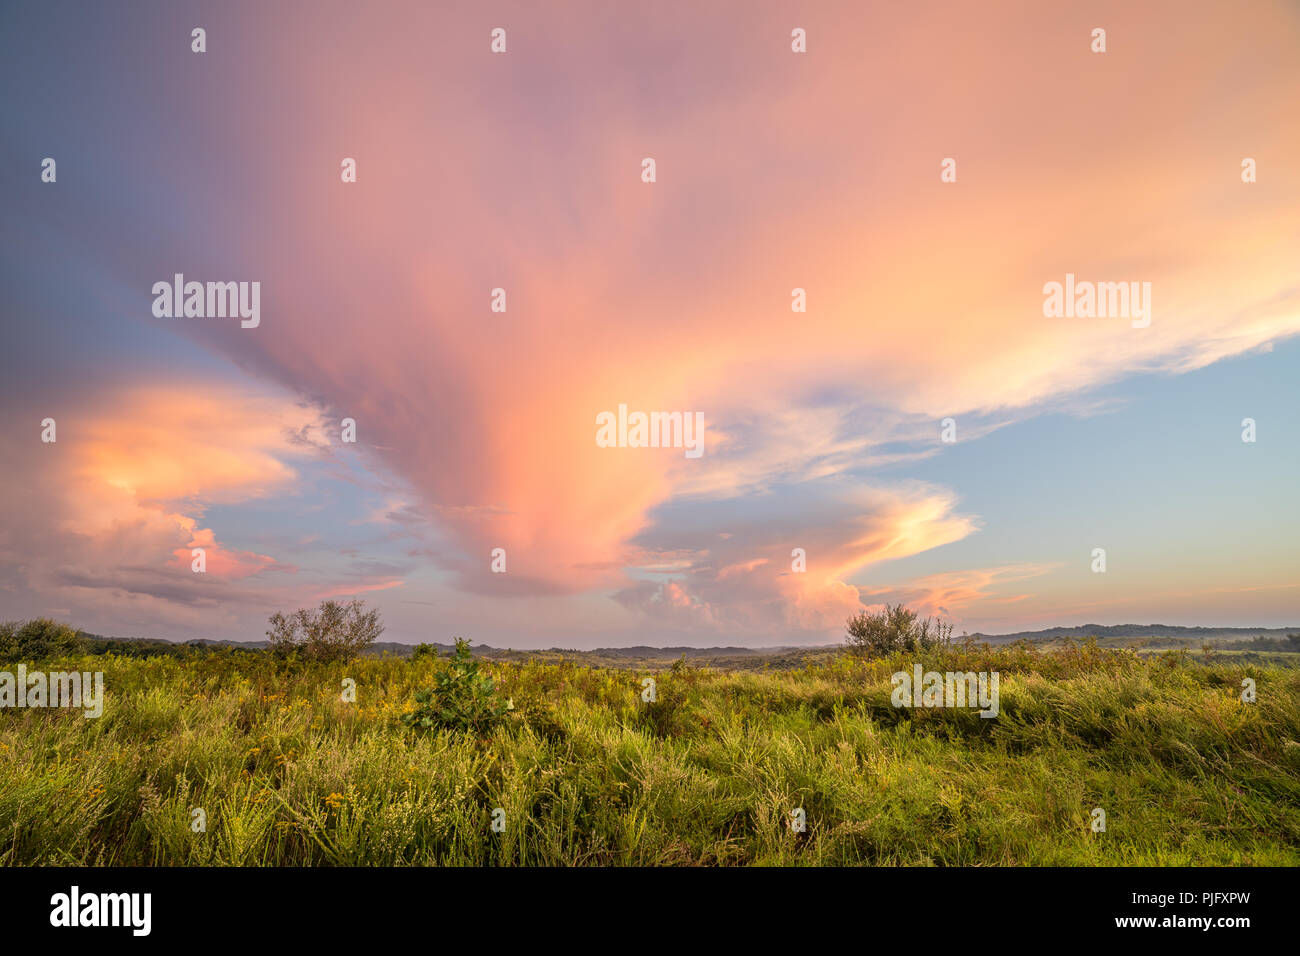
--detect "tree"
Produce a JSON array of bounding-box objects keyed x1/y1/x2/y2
[
  {"x1": 845, "y1": 604, "x2": 953, "y2": 657},
  {"x1": 266, "y1": 599, "x2": 383, "y2": 663},
  {"x1": 0, "y1": 618, "x2": 82, "y2": 662}
]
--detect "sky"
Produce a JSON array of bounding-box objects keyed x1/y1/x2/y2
[{"x1": 1, "y1": 0, "x2": 1297, "y2": 647}]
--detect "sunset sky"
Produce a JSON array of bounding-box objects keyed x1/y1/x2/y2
[{"x1": 1, "y1": 1, "x2": 1297, "y2": 646}]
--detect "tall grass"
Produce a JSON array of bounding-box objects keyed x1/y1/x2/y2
[{"x1": 1, "y1": 642, "x2": 1297, "y2": 865}]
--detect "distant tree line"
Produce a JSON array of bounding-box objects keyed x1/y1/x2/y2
[
  {"x1": 1222, "y1": 633, "x2": 1300, "y2": 652},
  {"x1": 0, "y1": 600, "x2": 388, "y2": 663}
]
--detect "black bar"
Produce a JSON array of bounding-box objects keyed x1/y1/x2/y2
[{"x1": 5, "y1": 866, "x2": 1279, "y2": 943}]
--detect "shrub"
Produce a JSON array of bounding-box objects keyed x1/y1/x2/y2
[
  {"x1": 0, "y1": 618, "x2": 83, "y2": 662},
  {"x1": 265, "y1": 599, "x2": 383, "y2": 663},
  {"x1": 402, "y1": 638, "x2": 513, "y2": 734},
  {"x1": 411, "y1": 643, "x2": 439, "y2": 661},
  {"x1": 845, "y1": 603, "x2": 953, "y2": 657}
]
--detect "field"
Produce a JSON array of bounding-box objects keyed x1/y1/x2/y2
[{"x1": 3, "y1": 640, "x2": 1299, "y2": 866}]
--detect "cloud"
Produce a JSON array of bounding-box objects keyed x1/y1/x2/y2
[
  {"x1": 856, "y1": 564, "x2": 1062, "y2": 627},
  {"x1": 165, "y1": 0, "x2": 1299, "y2": 640},
  {"x1": 612, "y1": 482, "x2": 979, "y2": 636},
  {"x1": 0, "y1": 380, "x2": 377, "y2": 636}
]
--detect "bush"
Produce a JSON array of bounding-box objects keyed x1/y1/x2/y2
[
  {"x1": 266, "y1": 599, "x2": 383, "y2": 663},
  {"x1": 402, "y1": 638, "x2": 513, "y2": 734},
  {"x1": 845, "y1": 603, "x2": 953, "y2": 657},
  {"x1": 411, "y1": 643, "x2": 439, "y2": 661},
  {"x1": 0, "y1": 618, "x2": 83, "y2": 662}
]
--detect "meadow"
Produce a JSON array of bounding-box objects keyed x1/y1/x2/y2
[{"x1": 2, "y1": 639, "x2": 1298, "y2": 866}]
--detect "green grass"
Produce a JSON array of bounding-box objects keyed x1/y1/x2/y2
[{"x1": 2, "y1": 641, "x2": 1298, "y2": 865}]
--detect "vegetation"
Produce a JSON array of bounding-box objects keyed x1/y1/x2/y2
[
  {"x1": 0, "y1": 618, "x2": 82, "y2": 663},
  {"x1": 845, "y1": 604, "x2": 953, "y2": 657},
  {"x1": 402, "y1": 638, "x2": 514, "y2": 734},
  {"x1": 267, "y1": 600, "x2": 384, "y2": 663},
  {"x1": 1226, "y1": 633, "x2": 1300, "y2": 653},
  {"x1": 1, "y1": 623, "x2": 1297, "y2": 865}
]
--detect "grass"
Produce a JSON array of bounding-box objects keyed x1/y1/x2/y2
[{"x1": 2, "y1": 640, "x2": 1298, "y2": 865}]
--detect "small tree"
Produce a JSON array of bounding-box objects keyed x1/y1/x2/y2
[
  {"x1": 845, "y1": 603, "x2": 953, "y2": 657},
  {"x1": 0, "y1": 618, "x2": 82, "y2": 662},
  {"x1": 266, "y1": 599, "x2": 383, "y2": 663}
]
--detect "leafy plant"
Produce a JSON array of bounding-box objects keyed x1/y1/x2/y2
[
  {"x1": 845, "y1": 603, "x2": 953, "y2": 657},
  {"x1": 0, "y1": 618, "x2": 82, "y2": 662},
  {"x1": 266, "y1": 600, "x2": 383, "y2": 663},
  {"x1": 402, "y1": 638, "x2": 513, "y2": 733}
]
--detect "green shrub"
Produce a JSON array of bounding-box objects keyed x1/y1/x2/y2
[
  {"x1": 845, "y1": 604, "x2": 953, "y2": 657},
  {"x1": 402, "y1": 638, "x2": 513, "y2": 733},
  {"x1": 0, "y1": 618, "x2": 82, "y2": 662}
]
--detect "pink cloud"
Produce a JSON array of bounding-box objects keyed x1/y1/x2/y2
[{"x1": 151, "y1": 0, "x2": 1300, "y2": 640}]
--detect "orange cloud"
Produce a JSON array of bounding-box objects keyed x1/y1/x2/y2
[
  {"x1": 858, "y1": 564, "x2": 1062, "y2": 627},
  {"x1": 614, "y1": 483, "x2": 979, "y2": 635},
  {"x1": 0, "y1": 381, "x2": 345, "y2": 633}
]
